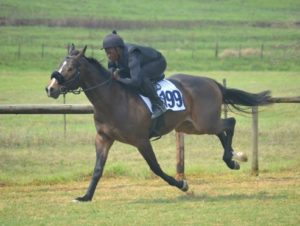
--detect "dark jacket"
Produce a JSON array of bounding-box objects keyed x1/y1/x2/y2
[{"x1": 108, "y1": 43, "x2": 164, "y2": 88}]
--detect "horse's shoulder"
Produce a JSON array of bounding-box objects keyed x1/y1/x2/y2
[{"x1": 116, "y1": 82, "x2": 150, "y2": 107}]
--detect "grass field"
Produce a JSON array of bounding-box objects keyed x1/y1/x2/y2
[
  {"x1": 0, "y1": 71, "x2": 300, "y2": 225},
  {"x1": 2, "y1": 0, "x2": 300, "y2": 21},
  {"x1": 0, "y1": 0, "x2": 300, "y2": 225},
  {"x1": 0, "y1": 173, "x2": 299, "y2": 226},
  {"x1": 0, "y1": 71, "x2": 299, "y2": 183},
  {"x1": 0, "y1": 0, "x2": 300, "y2": 71}
]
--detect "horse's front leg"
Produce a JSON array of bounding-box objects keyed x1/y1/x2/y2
[{"x1": 75, "y1": 133, "x2": 114, "y2": 202}]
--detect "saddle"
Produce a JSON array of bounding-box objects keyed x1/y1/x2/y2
[{"x1": 141, "y1": 79, "x2": 185, "y2": 141}]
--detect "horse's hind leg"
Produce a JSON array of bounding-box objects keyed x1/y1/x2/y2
[
  {"x1": 217, "y1": 117, "x2": 240, "y2": 170},
  {"x1": 137, "y1": 140, "x2": 188, "y2": 192}
]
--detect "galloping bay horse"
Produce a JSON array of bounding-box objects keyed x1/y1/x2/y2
[{"x1": 46, "y1": 44, "x2": 271, "y2": 202}]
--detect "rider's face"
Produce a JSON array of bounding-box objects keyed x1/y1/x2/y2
[{"x1": 105, "y1": 48, "x2": 119, "y2": 62}]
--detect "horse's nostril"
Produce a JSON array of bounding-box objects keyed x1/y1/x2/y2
[
  {"x1": 45, "y1": 86, "x2": 55, "y2": 97},
  {"x1": 45, "y1": 87, "x2": 54, "y2": 92}
]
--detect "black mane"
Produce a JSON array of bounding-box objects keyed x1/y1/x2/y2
[{"x1": 85, "y1": 57, "x2": 110, "y2": 78}]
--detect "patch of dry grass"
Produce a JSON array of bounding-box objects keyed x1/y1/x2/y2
[{"x1": 219, "y1": 48, "x2": 261, "y2": 58}]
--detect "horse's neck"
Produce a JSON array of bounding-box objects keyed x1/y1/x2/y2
[{"x1": 81, "y1": 67, "x2": 122, "y2": 111}]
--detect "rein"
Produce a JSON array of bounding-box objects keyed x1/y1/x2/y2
[
  {"x1": 65, "y1": 75, "x2": 112, "y2": 95},
  {"x1": 51, "y1": 69, "x2": 112, "y2": 95}
]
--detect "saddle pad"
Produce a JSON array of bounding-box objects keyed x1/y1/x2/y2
[{"x1": 140, "y1": 79, "x2": 186, "y2": 113}]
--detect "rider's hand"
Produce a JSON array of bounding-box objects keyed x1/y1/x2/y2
[{"x1": 112, "y1": 70, "x2": 120, "y2": 80}]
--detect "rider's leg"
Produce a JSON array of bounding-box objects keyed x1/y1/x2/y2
[
  {"x1": 139, "y1": 57, "x2": 167, "y2": 119},
  {"x1": 140, "y1": 77, "x2": 167, "y2": 119}
]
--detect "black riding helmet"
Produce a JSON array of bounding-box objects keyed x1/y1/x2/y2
[{"x1": 102, "y1": 30, "x2": 125, "y2": 49}]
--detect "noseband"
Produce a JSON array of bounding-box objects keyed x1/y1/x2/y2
[
  {"x1": 51, "y1": 71, "x2": 66, "y2": 85},
  {"x1": 51, "y1": 68, "x2": 112, "y2": 95},
  {"x1": 51, "y1": 69, "x2": 81, "y2": 94}
]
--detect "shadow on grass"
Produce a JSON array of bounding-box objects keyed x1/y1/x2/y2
[{"x1": 131, "y1": 191, "x2": 286, "y2": 204}]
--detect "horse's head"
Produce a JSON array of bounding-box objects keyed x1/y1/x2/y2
[{"x1": 46, "y1": 44, "x2": 87, "y2": 99}]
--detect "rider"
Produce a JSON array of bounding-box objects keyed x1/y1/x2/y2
[{"x1": 102, "y1": 30, "x2": 167, "y2": 119}]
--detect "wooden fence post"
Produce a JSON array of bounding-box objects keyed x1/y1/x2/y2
[
  {"x1": 17, "y1": 44, "x2": 21, "y2": 58},
  {"x1": 251, "y1": 106, "x2": 259, "y2": 176},
  {"x1": 176, "y1": 132, "x2": 185, "y2": 179},
  {"x1": 63, "y1": 94, "x2": 67, "y2": 137},
  {"x1": 215, "y1": 42, "x2": 219, "y2": 58},
  {"x1": 260, "y1": 44, "x2": 264, "y2": 59},
  {"x1": 67, "y1": 44, "x2": 70, "y2": 53},
  {"x1": 41, "y1": 44, "x2": 45, "y2": 58}
]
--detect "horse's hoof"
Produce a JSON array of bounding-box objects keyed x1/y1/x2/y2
[
  {"x1": 73, "y1": 195, "x2": 92, "y2": 202},
  {"x1": 234, "y1": 161, "x2": 240, "y2": 170},
  {"x1": 180, "y1": 180, "x2": 189, "y2": 192},
  {"x1": 233, "y1": 152, "x2": 248, "y2": 162}
]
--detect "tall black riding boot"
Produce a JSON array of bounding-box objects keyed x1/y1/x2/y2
[
  {"x1": 151, "y1": 95, "x2": 167, "y2": 119},
  {"x1": 141, "y1": 79, "x2": 167, "y2": 119}
]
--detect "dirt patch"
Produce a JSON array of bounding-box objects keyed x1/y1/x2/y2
[{"x1": 219, "y1": 48, "x2": 261, "y2": 58}]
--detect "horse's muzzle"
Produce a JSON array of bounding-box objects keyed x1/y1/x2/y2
[{"x1": 45, "y1": 86, "x2": 60, "y2": 99}]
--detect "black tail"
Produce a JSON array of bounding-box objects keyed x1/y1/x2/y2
[{"x1": 215, "y1": 82, "x2": 272, "y2": 113}]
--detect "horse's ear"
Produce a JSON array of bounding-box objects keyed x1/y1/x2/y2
[
  {"x1": 79, "y1": 45, "x2": 87, "y2": 57},
  {"x1": 69, "y1": 43, "x2": 75, "y2": 54}
]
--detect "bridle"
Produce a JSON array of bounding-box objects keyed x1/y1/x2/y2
[{"x1": 51, "y1": 66, "x2": 112, "y2": 95}]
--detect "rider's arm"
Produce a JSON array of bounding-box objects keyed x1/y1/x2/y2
[
  {"x1": 108, "y1": 61, "x2": 117, "y2": 75},
  {"x1": 117, "y1": 51, "x2": 142, "y2": 88}
]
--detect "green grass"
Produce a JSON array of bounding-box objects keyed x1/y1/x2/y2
[
  {"x1": 0, "y1": 174, "x2": 299, "y2": 226},
  {"x1": 1, "y1": 71, "x2": 299, "y2": 185},
  {"x1": 0, "y1": 0, "x2": 300, "y2": 71},
  {"x1": 0, "y1": 26, "x2": 299, "y2": 71},
  {"x1": 1, "y1": 0, "x2": 300, "y2": 21}
]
